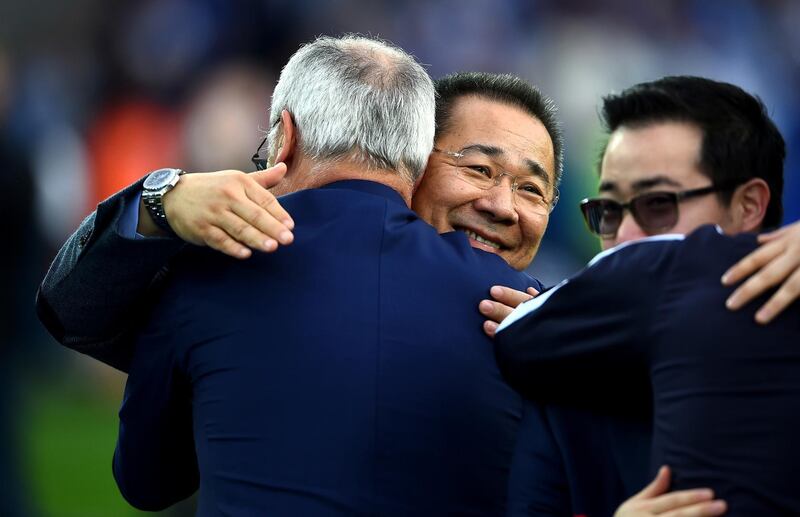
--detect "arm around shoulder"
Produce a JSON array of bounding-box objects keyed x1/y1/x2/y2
[{"x1": 36, "y1": 178, "x2": 184, "y2": 370}]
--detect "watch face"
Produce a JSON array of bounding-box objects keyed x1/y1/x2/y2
[{"x1": 143, "y1": 168, "x2": 178, "y2": 190}]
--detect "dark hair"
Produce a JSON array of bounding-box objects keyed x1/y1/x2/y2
[
  {"x1": 600, "y1": 75, "x2": 785, "y2": 229},
  {"x1": 434, "y1": 72, "x2": 564, "y2": 186}
]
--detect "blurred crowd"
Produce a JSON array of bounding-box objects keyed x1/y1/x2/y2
[{"x1": 1, "y1": 0, "x2": 798, "y2": 515}]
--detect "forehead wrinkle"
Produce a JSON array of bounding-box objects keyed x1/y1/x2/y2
[
  {"x1": 459, "y1": 143, "x2": 553, "y2": 185},
  {"x1": 459, "y1": 143, "x2": 503, "y2": 157}
]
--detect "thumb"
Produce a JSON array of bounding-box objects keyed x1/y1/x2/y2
[
  {"x1": 630, "y1": 466, "x2": 671, "y2": 501},
  {"x1": 250, "y1": 162, "x2": 288, "y2": 188}
]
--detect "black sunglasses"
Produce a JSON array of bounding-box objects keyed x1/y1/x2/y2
[{"x1": 580, "y1": 184, "x2": 736, "y2": 238}]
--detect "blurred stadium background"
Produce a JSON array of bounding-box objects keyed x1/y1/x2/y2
[{"x1": 2, "y1": 0, "x2": 798, "y2": 515}]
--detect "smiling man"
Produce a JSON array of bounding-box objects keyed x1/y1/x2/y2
[
  {"x1": 413, "y1": 78, "x2": 561, "y2": 270},
  {"x1": 36, "y1": 68, "x2": 798, "y2": 516},
  {"x1": 36, "y1": 71, "x2": 563, "y2": 370}
]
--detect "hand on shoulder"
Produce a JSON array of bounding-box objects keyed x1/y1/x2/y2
[{"x1": 139, "y1": 163, "x2": 295, "y2": 259}]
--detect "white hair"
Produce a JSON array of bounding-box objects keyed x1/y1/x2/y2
[{"x1": 268, "y1": 35, "x2": 435, "y2": 181}]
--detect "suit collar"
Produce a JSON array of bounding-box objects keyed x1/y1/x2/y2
[{"x1": 318, "y1": 180, "x2": 407, "y2": 207}]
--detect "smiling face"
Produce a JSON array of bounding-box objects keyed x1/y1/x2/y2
[
  {"x1": 411, "y1": 95, "x2": 556, "y2": 271},
  {"x1": 598, "y1": 121, "x2": 733, "y2": 250}
]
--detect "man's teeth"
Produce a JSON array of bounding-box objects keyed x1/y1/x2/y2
[{"x1": 464, "y1": 230, "x2": 501, "y2": 249}]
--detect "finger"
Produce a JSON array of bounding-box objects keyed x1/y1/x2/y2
[
  {"x1": 660, "y1": 499, "x2": 726, "y2": 517},
  {"x1": 490, "y1": 285, "x2": 535, "y2": 308},
  {"x1": 479, "y1": 299, "x2": 515, "y2": 325},
  {"x1": 721, "y1": 239, "x2": 783, "y2": 288},
  {"x1": 757, "y1": 225, "x2": 788, "y2": 244},
  {"x1": 646, "y1": 488, "x2": 714, "y2": 514},
  {"x1": 483, "y1": 320, "x2": 499, "y2": 338},
  {"x1": 217, "y1": 211, "x2": 280, "y2": 254},
  {"x1": 244, "y1": 179, "x2": 295, "y2": 232},
  {"x1": 231, "y1": 196, "x2": 294, "y2": 246},
  {"x1": 249, "y1": 162, "x2": 287, "y2": 189},
  {"x1": 726, "y1": 249, "x2": 792, "y2": 311},
  {"x1": 203, "y1": 226, "x2": 253, "y2": 259},
  {"x1": 526, "y1": 287, "x2": 540, "y2": 297},
  {"x1": 629, "y1": 466, "x2": 671, "y2": 501},
  {"x1": 754, "y1": 269, "x2": 800, "y2": 324}
]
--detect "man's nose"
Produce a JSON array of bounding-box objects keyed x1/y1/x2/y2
[
  {"x1": 611, "y1": 211, "x2": 648, "y2": 247},
  {"x1": 473, "y1": 176, "x2": 520, "y2": 224}
]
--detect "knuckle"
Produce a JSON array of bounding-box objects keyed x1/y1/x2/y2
[
  {"x1": 193, "y1": 221, "x2": 210, "y2": 236},
  {"x1": 208, "y1": 202, "x2": 226, "y2": 215},
  {"x1": 251, "y1": 214, "x2": 272, "y2": 234},
  {"x1": 220, "y1": 183, "x2": 242, "y2": 198},
  {"x1": 251, "y1": 193, "x2": 276, "y2": 211},
  {"x1": 232, "y1": 223, "x2": 249, "y2": 239},
  {"x1": 261, "y1": 195, "x2": 277, "y2": 208},
  {"x1": 209, "y1": 233, "x2": 226, "y2": 247},
  {"x1": 255, "y1": 213, "x2": 280, "y2": 234}
]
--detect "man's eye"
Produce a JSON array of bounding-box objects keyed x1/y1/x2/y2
[
  {"x1": 465, "y1": 165, "x2": 493, "y2": 177},
  {"x1": 643, "y1": 195, "x2": 672, "y2": 208},
  {"x1": 518, "y1": 183, "x2": 545, "y2": 197}
]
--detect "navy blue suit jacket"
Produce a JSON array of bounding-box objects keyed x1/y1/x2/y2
[
  {"x1": 113, "y1": 180, "x2": 560, "y2": 516},
  {"x1": 497, "y1": 226, "x2": 800, "y2": 515},
  {"x1": 508, "y1": 404, "x2": 649, "y2": 517}
]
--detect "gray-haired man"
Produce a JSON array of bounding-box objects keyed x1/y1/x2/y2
[{"x1": 107, "y1": 35, "x2": 555, "y2": 515}]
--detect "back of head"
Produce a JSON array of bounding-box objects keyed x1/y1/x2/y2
[
  {"x1": 269, "y1": 35, "x2": 435, "y2": 182},
  {"x1": 600, "y1": 76, "x2": 786, "y2": 229},
  {"x1": 434, "y1": 72, "x2": 564, "y2": 187}
]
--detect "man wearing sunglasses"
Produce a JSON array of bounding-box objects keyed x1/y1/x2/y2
[
  {"x1": 496, "y1": 76, "x2": 800, "y2": 515},
  {"x1": 36, "y1": 50, "x2": 798, "y2": 514}
]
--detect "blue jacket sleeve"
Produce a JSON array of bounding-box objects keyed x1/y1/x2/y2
[
  {"x1": 112, "y1": 310, "x2": 198, "y2": 511},
  {"x1": 507, "y1": 403, "x2": 572, "y2": 517},
  {"x1": 36, "y1": 178, "x2": 185, "y2": 371},
  {"x1": 495, "y1": 239, "x2": 674, "y2": 409}
]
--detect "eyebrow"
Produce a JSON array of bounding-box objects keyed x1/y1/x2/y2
[
  {"x1": 459, "y1": 143, "x2": 554, "y2": 187},
  {"x1": 599, "y1": 174, "x2": 683, "y2": 193}
]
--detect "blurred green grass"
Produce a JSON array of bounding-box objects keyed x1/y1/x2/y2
[{"x1": 21, "y1": 360, "x2": 193, "y2": 517}]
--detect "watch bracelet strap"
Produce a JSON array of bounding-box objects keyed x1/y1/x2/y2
[{"x1": 143, "y1": 170, "x2": 184, "y2": 234}]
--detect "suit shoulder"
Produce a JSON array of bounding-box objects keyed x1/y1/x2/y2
[
  {"x1": 636, "y1": 225, "x2": 757, "y2": 280},
  {"x1": 681, "y1": 224, "x2": 758, "y2": 260},
  {"x1": 468, "y1": 250, "x2": 543, "y2": 291},
  {"x1": 585, "y1": 233, "x2": 684, "y2": 279}
]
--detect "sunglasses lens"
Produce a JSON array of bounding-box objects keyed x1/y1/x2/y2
[
  {"x1": 581, "y1": 199, "x2": 622, "y2": 237},
  {"x1": 631, "y1": 192, "x2": 678, "y2": 232}
]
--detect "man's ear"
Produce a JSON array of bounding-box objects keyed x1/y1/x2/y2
[
  {"x1": 274, "y1": 109, "x2": 296, "y2": 164},
  {"x1": 731, "y1": 178, "x2": 770, "y2": 232}
]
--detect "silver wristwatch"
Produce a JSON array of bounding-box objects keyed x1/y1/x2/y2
[{"x1": 141, "y1": 168, "x2": 185, "y2": 233}]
